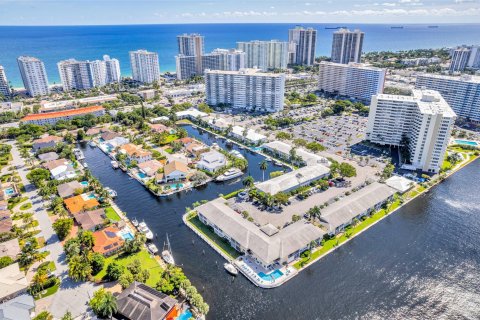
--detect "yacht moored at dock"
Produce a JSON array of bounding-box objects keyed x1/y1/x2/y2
[
  {"x1": 111, "y1": 161, "x2": 119, "y2": 169},
  {"x1": 147, "y1": 243, "x2": 159, "y2": 255},
  {"x1": 216, "y1": 168, "x2": 243, "y2": 182},
  {"x1": 224, "y1": 263, "x2": 238, "y2": 276},
  {"x1": 229, "y1": 149, "x2": 245, "y2": 160},
  {"x1": 162, "y1": 234, "x2": 175, "y2": 265},
  {"x1": 89, "y1": 141, "x2": 96, "y2": 148},
  {"x1": 105, "y1": 187, "x2": 117, "y2": 198},
  {"x1": 138, "y1": 222, "x2": 154, "y2": 240}
]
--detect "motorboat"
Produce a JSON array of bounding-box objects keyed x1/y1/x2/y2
[
  {"x1": 229, "y1": 150, "x2": 245, "y2": 160},
  {"x1": 132, "y1": 218, "x2": 139, "y2": 227},
  {"x1": 105, "y1": 187, "x2": 117, "y2": 198},
  {"x1": 83, "y1": 162, "x2": 88, "y2": 168},
  {"x1": 111, "y1": 161, "x2": 119, "y2": 169},
  {"x1": 265, "y1": 157, "x2": 272, "y2": 162},
  {"x1": 274, "y1": 160, "x2": 283, "y2": 166},
  {"x1": 224, "y1": 263, "x2": 238, "y2": 276},
  {"x1": 216, "y1": 168, "x2": 243, "y2": 182},
  {"x1": 162, "y1": 234, "x2": 175, "y2": 265},
  {"x1": 211, "y1": 143, "x2": 220, "y2": 150},
  {"x1": 89, "y1": 141, "x2": 96, "y2": 147},
  {"x1": 138, "y1": 222, "x2": 154, "y2": 240},
  {"x1": 73, "y1": 148, "x2": 85, "y2": 160},
  {"x1": 147, "y1": 243, "x2": 159, "y2": 255}
]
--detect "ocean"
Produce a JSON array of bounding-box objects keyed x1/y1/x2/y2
[{"x1": 1, "y1": 23, "x2": 480, "y2": 87}]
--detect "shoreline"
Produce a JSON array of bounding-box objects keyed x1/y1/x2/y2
[{"x1": 183, "y1": 148, "x2": 479, "y2": 288}]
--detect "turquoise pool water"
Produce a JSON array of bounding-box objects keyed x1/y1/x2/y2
[
  {"x1": 258, "y1": 269, "x2": 284, "y2": 281},
  {"x1": 80, "y1": 181, "x2": 88, "y2": 186},
  {"x1": 170, "y1": 183, "x2": 184, "y2": 190},
  {"x1": 4, "y1": 187, "x2": 15, "y2": 196},
  {"x1": 177, "y1": 309, "x2": 193, "y2": 320},
  {"x1": 120, "y1": 231, "x2": 134, "y2": 241},
  {"x1": 454, "y1": 139, "x2": 478, "y2": 146},
  {"x1": 138, "y1": 172, "x2": 147, "y2": 179},
  {"x1": 87, "y1": 193, "x2": 96, "y2": 199}
]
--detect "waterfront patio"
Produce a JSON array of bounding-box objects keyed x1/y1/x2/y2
[{"x1": 234, "y1": 255, "x2": 297, "y2": 288}]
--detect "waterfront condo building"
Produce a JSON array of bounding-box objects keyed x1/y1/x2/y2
[
  {"x1": 331, "y1": 28, "x2": 364, "y2": 64},
  {"x1": 0, "y1": 66, "x2": 10, "y2": 97},
  {"x1": 58, "y1": 59, "x2": 102, "y2": 91},
  {"x1": 102, "y1": 55, "x2": 121, "y2": 83},
  {"x1": 366, "y1": 89, "x2": 456, "y2": 173},
  {"x1": 205, "y1": 68, "x2": 285, "y2": 113},
  {"x1": 21, "y1": 105, "x2": 105, "y2": 125},
  {"x1": 17, "y1": 56, "x2": 50, "y2": 96},
  {"x1": 236, "y1": 40, "x2": 289, "y2": 71},
  {"x1": 175, "y1": 55, "x2": 198, "y2": 80},
  {"x1": 449, "y1": 45, "x2": 480, "y2": 72},
  {"x1": 129, "y1": 50, "x2": 161, "y2": 84},
  {"x1": 288, "y1": 26, "x2": 317, "y2": 66},
  {"x1": 415, "y1": 73, "x2": 480, "y2": 122},
  {"x1": 177, "y1": 33, "x2": 204, "y2": 75},
  {"x1": 318, "y1": 62, "x2": 385, "y2": 103}
]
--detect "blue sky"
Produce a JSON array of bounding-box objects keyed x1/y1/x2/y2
[{"x1": 1, "y1": 0, "x2": 479, "y2": 25}]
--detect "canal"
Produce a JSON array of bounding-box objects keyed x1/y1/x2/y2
[{"x1": 80, "y1": 125, "x2": 480, "y2": 319}]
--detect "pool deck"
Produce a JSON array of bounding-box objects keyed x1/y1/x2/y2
[{"x1": 234, "y1": 256, "x2": 297, "y2": 289}]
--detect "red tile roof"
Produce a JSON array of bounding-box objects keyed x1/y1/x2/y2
[{"x1": 21, "y1": 106, "x2": 104, "y2": 121}]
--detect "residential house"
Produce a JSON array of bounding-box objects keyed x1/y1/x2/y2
[
  {"x1": 176, "y1": 137, "x2": 194, "y2": 147},
  {"x1": 105, "y1": 136, "x2": 129, "y2": 150},
  {"x1": 175, "y1": 108, "x2": 207, "y2": 120},
  {"x1": 116, "y1": 282, "x2": 180, "y2": 320},
  {"x1": 0, "y1": 294, "x2": 35, "y2": 320},
  {"x1": 0, "y1": 211, "x2": 12, "y2": 235},
  {"x1": 64, "y1": 194, "x2": 100, "y2": 214},
  {"x1": 156, "y1": 161, "x2": 189, "y2": 183},
  {"x1": 196, "y1": 150, "x2": 226, "y2": 173},
  {"x1": 208, "y1": 117, "x2": 232, "y2": 132},
  {"x1": 385, "y1": 176, "x2": 415, "y2": 194},
  {"x1": 119, "y1": 143, "x2": 152, "y2": 164},
  {"x1": 149, "y1": 116, "x2": 169, "y2": 123},
  {"x1": 185, "y1": 142, "x2": 209, "y2": 157},
  {"x1": 148, "y1": 123, "x2": 174, "y2": 134},
  {"x1": 100, "y1": 131, "x2": 121, "y2": 142},
  {"x1": 0, "y1": 239, "x2": 20, "y2": 260},
  {"x1": 37, "y1": 152, "x2": 59, "y2": 162},
  {"x1": 92, "y1": 226, "x2": 125, "y2": 256},
  {"x1": 43, "y1": 158, "x2": 76, "y2": 180},
  {"x1": 0, "y1": 201, "x2": 7, "y2": 211},
  {"x1": 56, "y1": 180, "x2": 85, "y2": 198},
  {"x1": 138, "y1": 160, "x2": 164, "y2": 177},
  {"x1": 74, "y1": 209, "x2": 106, "y2": 231},
  {"x1": 229, "y1": 126, "x2": 266, "y2": 145},
  {"x1": 32, "y1": 135, "x2": 63, "y2": 152},
  {"x1": 0, "y1": 263, "x2": 29, "y2": 301}
]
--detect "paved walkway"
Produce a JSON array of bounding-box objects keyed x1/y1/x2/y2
[{"x1": 7, "y1": 141, "x2": 97, "y2": 319}]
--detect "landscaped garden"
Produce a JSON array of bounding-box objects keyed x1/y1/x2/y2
[{"x1": 105, "y1": 206, "x2": 122, "y2": 222}]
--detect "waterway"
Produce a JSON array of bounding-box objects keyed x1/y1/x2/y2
[{"x1": 80, "y1": 125, "x2": 480, "y2": 319}]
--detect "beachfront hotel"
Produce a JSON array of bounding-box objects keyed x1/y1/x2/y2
[
  {"x1": 129, "y1": 50, "x2": 161, "y2": 83},
  {"x1": 415, "y1": 73, "x2": 480, "y2": 122},
  {"x1": 331, "y1": 28, "x2": 364, "y2": 64},
  {"x1": 21, "y1": 105, "x2": 105, "y2": 125},
  {"x1": 236, "y1": 40, "x2": 289, "y2": 71},
  {"x1": 288, "y1": 26, "x2": 317, "y2": 66},
  {"x1": 318, "y1": 62, "x2": 385, "y2": 103},
  {"x1": 17, "y1": 56, "x2": 50, "y2": 97},
  {"x1": 205, "y1": 68, "x2": 285, "y2": 113},
  {"x1": 366, "y1": 89, "x2": 456, "y2": 173},
  {"x1": 0, "y1": 66, "x2": 10, "y2": 97}
]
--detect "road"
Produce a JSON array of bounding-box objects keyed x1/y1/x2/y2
[{"x1": 7, "y1": 140, "x2": 97, "y2": 319}]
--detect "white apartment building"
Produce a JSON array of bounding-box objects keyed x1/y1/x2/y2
[
  {"x1": 103, "y1": 55, "x2": 121, "y2": 83},
  {"x1": 0, "y1": 66, "x2": 10, "y2": 97},
  {"x1": 129, "y1": 50, "x2": 161, "y2": 83},
  {"x1": 449, "y1": 45, "x2": 480, "y2": 72},
  {"x1": 177, "y1": 33, "x2": 204, "y2": 75},
  {"x1": 288, "y1": 26, "x2": 317, "y2": 66},
  {"x1": 58, "y1": 59, "x2": 99, "y2": 91},
  {"x1": 415, "y1": 73, "x2": 480, "y2": 122},
  {"x1": 175, "y1": 55, "x2": 198, "y2": 80},
  {"x1": 17, "y1": 56, "x2": 50, "y2": 97},
  {"x1": 236, "y1": 40, "x2": 288, "y2": 71},
  {"x1": 318, "y1": 62, "x2": 385, "y2": 103},
  {"x1": 366, "y1": 89, "x2": 456, "y2": 173},
  {"x1": 331, "y1": 29, "x2": 364, "y2": 64},
  {"x1": 205, "y1": 68, "x2": 285, "y2": 113}
]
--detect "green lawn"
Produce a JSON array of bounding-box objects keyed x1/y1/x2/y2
[
  {"x1": 187, "y1": 215, "x2": 241, "y2": 259},
  {"x1": 7, "y1": 196, "x2": 28, "y2": 210},
  {"x1": 34, "y1": 281, "x2": 60, "y2": 300},
  {"x1": 95, "y1": 250, "x2": 163, "y2": 287},
  {"x1": 20, "y1": 202, "x2": 32, "y2": 211},
  {"x1": 105, "y1": 206, "x2": 122, "y2": 222}
]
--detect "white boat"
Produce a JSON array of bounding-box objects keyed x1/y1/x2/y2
[
  {"x1": 265, "y1": 157, "x2": 272, "y2": 162},
  {"x1": 147, "y1": 243, "x2": 158, "y2": 255},
  {"x1": 89, "y1": 141, "x2": 96, "y2": 148},
  {"x1": 138, "y1": 222, "x2": 154, "y2": 240},
  {"x1": 162, "y1": 234, "x2": 175, "y2": 265},
  {"x1": 229, "y1": 150, "x2": 245, "y2": 160},
  {"x1": 132, "y1": 218, "x2": 139, "y2": 227},
  {"x1": 274, "y1": 160, "x2": 283, "y2": 166},
  {"x1": 224, "y1": 263, "x2": 238, "y2": 276},
  {"x1": 211, "y1": 143, "x2": 220, "y2": 150},
  {"x1": 105, "y1": 187, "x2": 117, "y2": 198},
  {"x1": 83, "y1": 162, "x2": 89, "y2": 168},
  {"x1": 73, "y1": 148, "x2": 85, "y2": 160},
  {"x1": 111, "y1": 161, "x2": 119, "y2": 169},
  {"x1": 216, "y1": 168, "x2": 243, "y2": 182}
]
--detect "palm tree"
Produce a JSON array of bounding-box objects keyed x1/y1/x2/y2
[
  {"x1": 259, "y1": 161, "x2": 268, "y2": 181},
  {"x1": 99, "y1": 292, "x2": 117, "y2": 319},
  {"x1": 242, "y1": 176, "x2": 254, "y2": 189},
  {"x1": 32, "y1": 271, "x2": 48, "y2": 294}
]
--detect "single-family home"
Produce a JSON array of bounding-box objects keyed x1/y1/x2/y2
[
  {"x1": 208, "y1": 117, "x2": 232, "y2": 132},
  {"x1": 175, "y1": 108, "x2": 207, "y2": 120},
  {"x1": 56, "y1": 180, "x2": 85, "y2": 199},
  {"x1": 92, "y1": 226, "x2": 125, "y2": 256},
  {"x1": 0, "y1": 263, "x2": 29, "y2": 301},
  {"x1": 119, "y1": 143, "x2": 152, "y2": 164},
  {"x1": 32, "y1": 135, "x2": 63, "y2": 152},
  {"x1": 148, "y1": 123, "x2": 174, "y2": 134},
  {"x1": 138, "y1": 160, "x2": 164, "y2": 177},
  {"x1": 74, "y1": 208, "x2": 106, "y2": 231},
  {"x1": 37, "y1": 152, "x2": 59, "y2": 162},
  {"x1": 64, "y1": 194, "x2": 100, "y2": 214},
  {"x1": 149, "y1": 116, "x2": 169, "y2": 124},
  {"x1": 156, "y1": 161, "x2": 189, "y2": 184},
  {"x1": 185, "y1": 142, "x2": 209, "y2": 157},
  {"x1": 0, "y1": 294, "x2": 35, "y2": 320},
  {"x1": 176, "y1": 137, "x2": 194, "y2": 147},
  {"x1": 116, "y1": 282, "x2": 180, "y2": 320},
  {"x1": 100, "y1": 131, "x2": 121, "y2": 142},
  {"x1": 0, "y1": 238, "x2": 20, "y2": 260},
  {"x1": 43, "y1": 158, "x2": 76, "y2": 180},
  {"x1": 196, "y1": 150, "x2": 226, "y2": 173},
  {"x1": 0, "y1": 210, "x2": 12, "y2": 235}
]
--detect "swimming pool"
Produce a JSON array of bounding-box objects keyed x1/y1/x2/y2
[
  {"x1": 120, "y1": 231, "x2": 134, "y2": 241},
  {"x1": 4, "y1": 187, "x2": 15, "y2": 196},
  {"x1": 80, "y1": 181, "x2": 88, "y2": 187},
  {"x1": 87, "y1": 193, "x2": 96, "y2": 199},
  {"x1": 170, "y1": 183, "x2": 184, "y2": 190},
  {"x1": 454, "y1": 139, "x2": 478, "y2": 146},
  {"x1": 177, "y1": 309, "x2": 193, "y2": 320},
  {"x1": 138, "y1": 172, "x2": 147, "y2": 179},
  {"x1": 258, "y1": 269, "x2": 284, "y2": 281}
]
